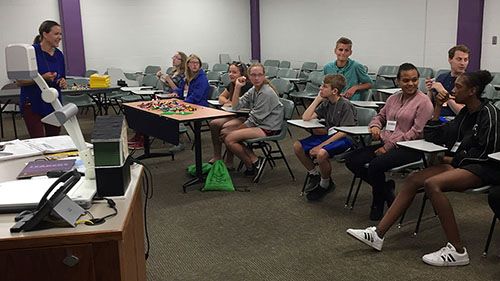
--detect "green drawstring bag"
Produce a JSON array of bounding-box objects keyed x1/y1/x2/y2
[
  {"x1": 187, "y1": 163, "x2": 212, "y2": 177},
  {"x1": 202, "y1": 160, "x2": 234, "y2": 192}
]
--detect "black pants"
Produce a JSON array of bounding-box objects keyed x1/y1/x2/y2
[
  {"x1": 345, "y1": 143, "x2": 422, "y2": 207},
  {"x1": 488, "y1": 186, "x2": 500, "y2": 218}
]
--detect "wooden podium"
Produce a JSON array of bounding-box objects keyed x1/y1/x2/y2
[{"x1": 0, "y1": 164, "x2": 146, "y2": 281}]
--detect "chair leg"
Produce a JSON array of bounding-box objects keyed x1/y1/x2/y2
[
  {"x1": 253, "y1": 153, "x2": 268, "y2": 183},
  {"x1": 275, "y1": 141, "x2": 295, "y2": 181},
  {"x1": 483, "y1": 215, "x2": 497, "y2": 257},
  {"x1": 350, "y1": 177, "x2": 363, "y2": 210},
  {"x1": 301, "y1": 172, "x2": 310, "y2": 196},
  {"x1": 11, "y1": 113, "x2": 18, "y2": 139},
  {"x1": 398, "y1": 210, "x2": 407, "y2": 228},
  {"x1": 414, "y1": 193, "x2": 428, "y2": 236},
  {"x1": 345, "y1": 175, "x2": 357, "y2": 208},
  {"x1": 0, "y1": 111, "x2": 4, "y2": 139}
]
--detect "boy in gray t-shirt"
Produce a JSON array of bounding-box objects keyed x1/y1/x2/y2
[{"x1": 293, "y1": 74, "x2": 357, "y2": 201}]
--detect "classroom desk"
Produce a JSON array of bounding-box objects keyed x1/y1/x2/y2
[
  {"x1": 62, "y1": 86, "x2": 121, "y2": 115},
  {"x1": 120, "y1": 86, "x2": 153, "y2": 92},
  {"x1": 0, "y1": 88, "x2": 20, "y2": 139},
  {"x1": 351, "y1": 101, "x2": 385, "y2": 109},
  {"x1": 287, "y1": 119, "x2": 325, "y2": 129},
  {"x1": 289, "y1": 91, "x2": 317, "y2": 100},
  {"x1": 333, "y1": 126, "x2": 370, "y2": 135},
  {"x1": 378, "y1": 74, "x2": 397, "y2": 87},
  {"x1": 377, "y1": 88, "x2": 401, "y2": 95},
  {"x1": 0, "y1": 159, "x2": 146, "y2": 281},
  {"x1": 208, "y1": 99, "x2": 222, "y2": 107},
  {"x1": 333, "y1": 126, "x2": 370, "y2": 146},
  {"x1": 397, "y1": 139, "x2": 448, "y2": 153},
  {"x1": 397, "y1": 139, "x2": 448, "y2": 167},
  {"x1": 221, "y1": 106, "x2": 251, "y2": 115},
  {"x1": 124, "y1": 99, "x2": 234, "y2": 191}
]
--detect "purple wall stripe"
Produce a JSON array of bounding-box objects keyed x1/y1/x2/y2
[
  {"x1": 457, "y1": 0, "x2": 484, "y2": 71},
  {"x1": 58, "y1": 0, "x2": 86, "y2": 76},
  {"x1": 250, "y1": 0, "x2": 261, "y2": 61}
]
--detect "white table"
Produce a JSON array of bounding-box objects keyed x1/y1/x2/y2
[
  {"x1": 397, "y1": 139, "x2": 447, "y2": 153},
  {"x1": 208, "y1": 100, "x2": 222, "y2": 106},
  {"x1": 120, "y1": 86, "x2": 153, "y2": 92},
  {"x1": 289, "y1": 92, "x2": 317, "y2": 100},
  {"x1": 351, "y1": 101, "x2": 385, "y2": 109},
  {"x1": 287, "y1": 119, "x2": 325, "y2": 129},
  {"x1": 130, "y1": 89, "x2": 164, "y2": 96},
  {"x1": 334, "y1": 126, "x2": 370, "y2": 146},
  {"x1": 377, "y1": 88, "x2": 401, "y2": 95},
  {"x1": 379, "y1": 74, "x2": 398, "y2": 87},
  {"x1": 488, "y1": 152, "x2": 500, "y2": 162},
  {"x1": 333, "y1": 126, "x2": 370, "y2": 135}
]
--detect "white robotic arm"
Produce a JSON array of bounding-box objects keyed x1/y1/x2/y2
[{"x1": 5, "y1": 44, "x2": 95, "y2": 179}]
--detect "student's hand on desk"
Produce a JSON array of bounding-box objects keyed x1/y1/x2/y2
[
  {"x1": 370, "y1": 127, "x2": 381, "y2": 141},
  {"x1": 374, "y1": 147, "x2": 387, "y2": 155},
  {"x1": 235, "y1": 77, "x2": 246, "y2": 88},
  {"x1": 57, "y1": 78, "x2": 67, "y2": 89}
]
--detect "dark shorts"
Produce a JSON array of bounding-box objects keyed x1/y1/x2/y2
[
  {"x1": 459, "y1": 161, "x2": 500, "y2": 185},
  {"x1": 261, "y1": 128, "x2": 281, "y2": 136},
  {"x1": 299, "y1": 134, "x2": 353, "y2": 158}
]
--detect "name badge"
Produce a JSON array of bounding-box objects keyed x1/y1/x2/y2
[
  {"x1": 450, "y1": 141, "x2": 461, "y2": 153},
  {"x1": 328, "y1": 127, "x2": 337, "y2": 136},
  {"x1": 386, "y1": 120, "x2": 397, "y2": 131}
]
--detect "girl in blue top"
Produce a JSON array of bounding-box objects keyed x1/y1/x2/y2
[
  {"x1": 17, "y1": 20, "x2": 67, "y2": 138},
  {"x1": 174, "y1": 54, "x2": 209, "y2": 106}
]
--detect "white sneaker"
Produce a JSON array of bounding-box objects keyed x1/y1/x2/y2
[
  {"x1": 346, "y1": 226, "x2": 384, "y2": 251},
  {"x1": 422, "y1": 242, "x2": 470, "y2": 267}
]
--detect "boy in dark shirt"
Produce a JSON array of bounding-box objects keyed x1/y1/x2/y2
[{"x1": 293, "y1": 74, "x2": 357, "y2": 201}]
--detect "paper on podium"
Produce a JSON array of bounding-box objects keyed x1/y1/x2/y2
[{"x1": 0, "y1": 135, "x2": 93, "y2": 162}]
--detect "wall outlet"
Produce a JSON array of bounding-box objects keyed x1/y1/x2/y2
[{"x1": 493, "y1": 36, "x2": 498, "y2": 45}]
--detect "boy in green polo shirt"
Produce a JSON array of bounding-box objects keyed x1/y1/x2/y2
[{"x1": 323, "y1": 37, "x2": 372, "y2": 101}]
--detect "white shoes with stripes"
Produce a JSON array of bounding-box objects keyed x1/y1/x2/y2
[
  {"x1": 422, "y1": 242, "x2": 470, "y2": 267},
  {"x1": 346, "y1": 226, "x2": 384, "y2": 251}
]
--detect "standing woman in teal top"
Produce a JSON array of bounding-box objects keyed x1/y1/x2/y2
[{"x1": 17, "y1": 20, "x2": 67, "y2": 138}]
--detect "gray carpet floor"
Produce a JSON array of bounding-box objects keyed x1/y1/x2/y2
[{"x1": 2, "y1": 110, "x2": 500, "y2": 281}]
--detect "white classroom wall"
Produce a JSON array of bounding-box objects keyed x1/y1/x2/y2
[
  {"x1": 79, "y1": 0, "x2": 251, "y2": 74},
  {"x1": 260, "y1": 0, "x2": 458, "y2": 73},
  {"x1": 0, "y1": 0, "x2": 61, "y2": 86},
  {"x1": 4, "y1": 0, "x2": 500, "y2": 86},
  {"x1": 481, "y1": 0, "x2": 500, "y2": 72}
]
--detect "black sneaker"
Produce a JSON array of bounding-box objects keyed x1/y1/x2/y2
[
  {"x1": 304, "y1": 174, "x2": 321, "y2": 193},
  {"x1": 306, "y1": 180, "x2": 335, "y2": 201},
  {"x1": 244, "y1": 167, "x2": 256, "y2": 176}
]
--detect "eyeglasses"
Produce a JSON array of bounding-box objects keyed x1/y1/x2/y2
[
  {"x1": 188, "y1": 61, "x2": 200, "y2": 65},
  {"x1": 172, "y1": 56, "x2": 181, "y2": 60},
  {"x1": 249, "y1": 73, "x2": 264, "y2": 77}
]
